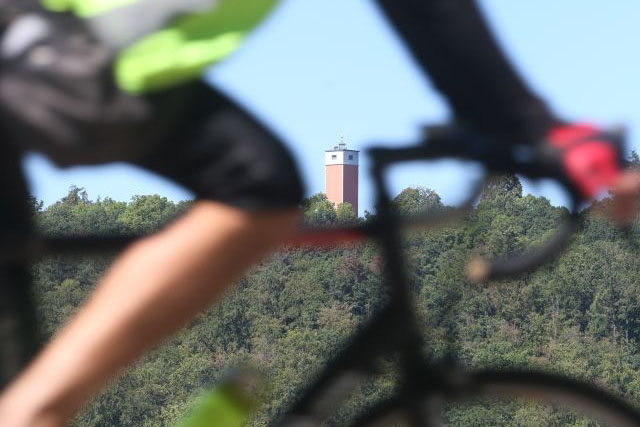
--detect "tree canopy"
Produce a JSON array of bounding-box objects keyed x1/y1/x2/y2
[{"x1": 26, "y1": 181, "x2": 640, "y2": 426}]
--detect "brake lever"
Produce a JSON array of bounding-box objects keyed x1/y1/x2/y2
[
  {"x1": 418, "y1": 125, "x2": 589, "y2": 282},
  {"x1": 444, "y1": 124, "x2": 628, "y2": 282},
  {"x1": 364, "y1": 126, "x2": 583, "y2": 281},
  {"x1": 466, "y1": 213, "x2": 579, "y2": 283}
]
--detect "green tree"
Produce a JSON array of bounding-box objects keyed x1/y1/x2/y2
[
  {"x1": 62, "y1": 185, "x2": 89, "y2": 206},
  {"x1": 336, "y1": 202, "x2": 357, "y2": 224},
  {"x1": 301, "y1": 193, "x2": 337, "y2": 226},
  {"x1": 119, "y1": 195, "x2": 177, "y2": 233},
  {"x1": 392, "y1": 186, "x2": 442, "y2": 215},
  {"x1": 481, "y1": 174, "x2": 523, "y2": 200},
  {"x1": 629, "y1": 150, "x2": 640, "y2": 169}
]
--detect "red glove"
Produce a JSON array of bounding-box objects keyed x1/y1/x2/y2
[{"x1": 546, "y1": 123, "x2": 623, "y2": 200}]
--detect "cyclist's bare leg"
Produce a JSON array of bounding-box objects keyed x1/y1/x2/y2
[{"x1": 0, "y1": 201, "x2": 299, "y2": 427}]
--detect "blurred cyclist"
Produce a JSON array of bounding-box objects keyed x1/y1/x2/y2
[
  {"x1": 0, "y1": 2, "x2": 303, "y2": 425},
  {"x1": 0, "y1": 1, "x2": 637, "y2": 426}
]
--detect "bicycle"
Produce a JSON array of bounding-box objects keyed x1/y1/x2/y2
[
  {"x1": 268, "y1": 126, "x2": 640, "y2": 426},
  {"x1": 2, "y1": 125, "x2": 640, "y2": 426}
]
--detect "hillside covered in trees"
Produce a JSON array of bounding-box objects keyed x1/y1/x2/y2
[{"x1": 29, "y1": 178, "x2": 640, "y2": 426}]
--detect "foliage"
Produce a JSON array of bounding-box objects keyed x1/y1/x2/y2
[
  {"x1": 301, "y1": 193, "x2": 337, "y2": 226},
  {"x1": 26, "y1": 181, "x2": 640, "y2": 425},
  {"x1": 335, "y1": 202, "x2": 358, "y2": 225},
  {"x1": 392, "y1": 186, "x2": 442, "y2": 215}
]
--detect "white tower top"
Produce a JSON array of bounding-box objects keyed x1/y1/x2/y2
[{"x1": 325, "y1": 143, "x2": 359, "y2": 166}]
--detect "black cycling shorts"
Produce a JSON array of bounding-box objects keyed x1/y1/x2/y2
[
  {"x1": 134, "y1": 84, "x2": 305, "y2": 211},
  {"x1": 0, "y1": 6, "x2": 303, "y2": 212},
  {"x1": 0, "y1": 78, "x2": 304, "y2": 212}
]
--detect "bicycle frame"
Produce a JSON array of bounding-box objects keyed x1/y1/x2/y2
[
  {"x1": 274, "y1": 146, "x2": 453, "y2": 426},
  {"x1": 273, "y1": 141, "x2": 640, "y2": 426}
]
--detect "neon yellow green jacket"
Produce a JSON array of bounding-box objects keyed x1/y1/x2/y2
[{"x1": 40, "y1": 0, "x2": 280, "y2": 93}]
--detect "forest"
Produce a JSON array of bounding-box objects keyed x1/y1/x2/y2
[{"x1": 28, "y1": 173, "x2": 640, "y2": 426}]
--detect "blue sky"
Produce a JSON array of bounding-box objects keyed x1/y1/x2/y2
[{"x1": 24, "y1": 0, "x2": 640, "y2": 215}]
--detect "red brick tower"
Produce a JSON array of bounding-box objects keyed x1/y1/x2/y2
[{"x1": 325, "y1": 143, "x2": 359, "y2": 215}]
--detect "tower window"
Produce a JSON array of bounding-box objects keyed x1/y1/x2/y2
[
  {"x1": 332, "y1": 155, "x2": 337, "y2": 160},
  {"x1": 348, "y1": 155, "x2": 353, "y2": 160}
]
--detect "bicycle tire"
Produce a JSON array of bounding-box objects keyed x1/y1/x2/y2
[{"x1": 350, "y1": 369, "x2": 640, "y2": 426}]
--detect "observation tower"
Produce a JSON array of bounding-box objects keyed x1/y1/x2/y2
[{"x1": 325, "y1": 142, "x2": 359, "y2": 215}]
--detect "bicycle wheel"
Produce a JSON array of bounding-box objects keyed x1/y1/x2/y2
[{"x1": 351, "y1": 369, "x2": 640, "y2": 427}]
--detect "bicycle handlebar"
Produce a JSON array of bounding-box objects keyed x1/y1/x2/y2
[
  {"x1": 2, "y1": 124, "x2": 628, "y2": 282},
  {"x1": 466, "y1": 215, "x2": 579, "y2": 282},
  {"x1": 365, "y1": 127, "x2": 589, "y2": 282}
]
